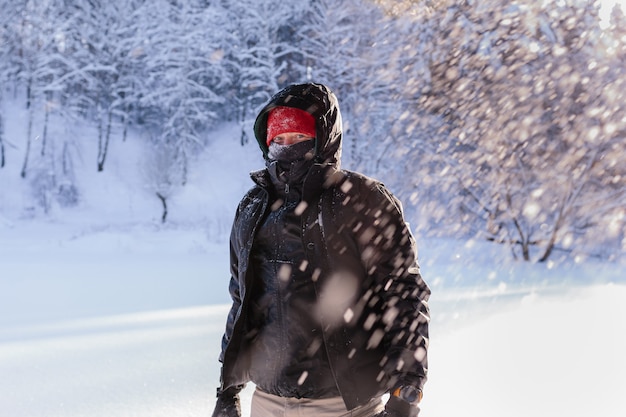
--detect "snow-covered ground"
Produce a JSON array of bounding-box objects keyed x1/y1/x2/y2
[
  {"x1": 1, "y1": 111, "x2": 625, "y2": 416},
  {"x1": 1, "y1": 223, "x2": 624, "y2": 417}
]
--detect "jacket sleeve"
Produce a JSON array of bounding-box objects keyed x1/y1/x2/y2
[
  {"x1": 354, "y1": 179, "x2": 431, "y2": 392},
  {"x1": 219, "y1": 212, "x2": 244, "y2": 364},
  {"x1": 219, "y1": 185, "x2": 261, "y2": 364}
]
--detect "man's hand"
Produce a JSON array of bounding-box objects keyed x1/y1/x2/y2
[
  {"x1": 373, "y1": 395, "x2": 420, "y2": 417},
  {"x1": 211, "y1": 386, "x2": 241, "y2": 417}
]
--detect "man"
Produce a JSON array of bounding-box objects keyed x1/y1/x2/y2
[{"x1": 212, "y1": 83, "x2": 430, "y2": 417}]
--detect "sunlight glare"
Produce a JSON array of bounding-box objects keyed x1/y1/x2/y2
[{"x1": 599, "y1": 0, "x2": 625, "y2": 29}]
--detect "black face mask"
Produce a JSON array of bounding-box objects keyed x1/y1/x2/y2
[
  {"x1": 267, "y1": 140, "x2": 315, "y2": 162},
  {"x1": 266, "y1": 140, "x2": 317, "y2": 193}
]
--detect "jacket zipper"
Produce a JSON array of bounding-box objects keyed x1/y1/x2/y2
[{"x1": 313, "y1": 196, "x2": 344, "y2": 400}]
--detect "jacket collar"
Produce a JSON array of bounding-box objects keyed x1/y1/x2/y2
[{"x1": 250, "y1": 163, "x2": 339, "y2": 205}]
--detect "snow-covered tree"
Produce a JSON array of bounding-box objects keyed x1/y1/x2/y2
[
  {"x1": 298, "y1": 0, "x2": 388, "y2": 165},
  {"x1": 143, "y1": 138, "x2": 184, "y2": 223},
  {"x1": 63, "y1": 1, "x2": 137, "y2": 172},
  {"x1": 10, "y1": 0, "x2": 52, "y2": 178},
  {"x1": 418, "y1": 0, "x2": 625, "y2": 261},
  {"x1": 138, "y1": 0, "x2": 231, "y2": 184},
  {"x1": 0, "y1": 0, "x2": 623, "y2": 261},
  {"x1": 224, "y1": 0, "x2": 307, "y2": 145}
]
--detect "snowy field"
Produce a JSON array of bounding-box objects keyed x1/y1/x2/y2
[{"x1": 1, "y1": 223, "x2": 624, "y2": 417}]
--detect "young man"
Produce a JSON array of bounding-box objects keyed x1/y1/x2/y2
[{"x1": 212, "y1": 83, "x2": 430, "y2": 417}]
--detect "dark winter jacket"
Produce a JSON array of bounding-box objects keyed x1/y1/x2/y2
[
  {"x1": 242, "y1": 148, "x2": 339, "y2": 399},
  {"x1": 218, "y1": 83, "x2": 430, "y2": 410}
]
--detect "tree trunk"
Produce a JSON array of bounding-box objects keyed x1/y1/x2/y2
[
  {"x1": 97, "y1": 109, "x2": 113, "y2": 172},
  {"x1": 41, "y1": 100, "x2": 49, "y2": 156},
  {"x1": 121, "y1": 92, "x2": 129, "y2": 142},
  {"x1": 156, "y1": 192, "x2": 168, "y2": 223},
  {"x1": 122, "y1": 111, "x2": 128, "y2": 142},
  {"x1": 179, "y1": 148, "x2": 188, "y2": 186},
  {"x1": 538, "y1": 206, "x2": 566, "y2": 263},
  {"x1": 97, "y1": 107, "x2": 103, "y2": 171},
  {"x1": 521, "y1": 239, "x2": 530, "y2": 262},
  {"x1": 0, "y1": 114, "x2": 5, "y2": 168},
  {"x1": 62, "y1": 141, "x2": 72, "y2": 176},
  {"x1": 240, "y1": 102, "x2": 248, "y2": 146},
  {"x1": 20, "y1": 104, "x2": 34, "y2": 178},
  {"x1": 508, "y1": 191, "x2": 531, "y2": 261}
]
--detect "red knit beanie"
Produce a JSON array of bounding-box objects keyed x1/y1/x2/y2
[{"x1": 266, "y1": 106, "x2": 316, "y2": 146}]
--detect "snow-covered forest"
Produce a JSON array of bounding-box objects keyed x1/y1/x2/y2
[{"x1": 1, "y1": 0, "x2": 625, "y2": 264}]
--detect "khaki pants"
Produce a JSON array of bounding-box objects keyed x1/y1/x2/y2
[{"x1": 250, "y1": 388, "x2": 384, "y2": 417}]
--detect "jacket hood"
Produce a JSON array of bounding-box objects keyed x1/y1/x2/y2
[{"x1": 253, "y1": 83, "x2": 342, "y2": 168}]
